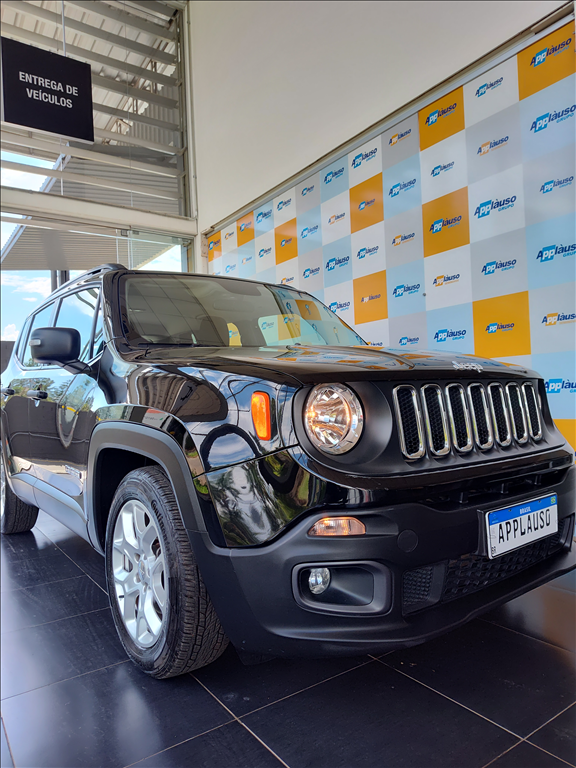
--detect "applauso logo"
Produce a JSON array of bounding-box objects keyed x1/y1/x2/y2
[
  {"x1": 399, "y1": 335, "x2": 419, "y2": 346},
  {"x1": 433, "y1": 273, "x2": 460, "y2": 287},
  {"x1": 301, "y1": 185, "x2": 314, "y2": 196},
  {"x1": 225, "y1": 263, "x2": 236, "y2": 274},
  {"x1": 542, "y1": 311, "x2": 576, "y2": 325},
  {"x1": 392, "y1": 233, "x2": 415, "y2": 246},
  {"x1": 258, "y1": 247, "x2": 272, "y2": 258},
  {"x1": 328, "y1": 212, "x2": 346, "y2": 225},
  {"x1": 389, "y1": 178, "x2": 416, "y2": 197},
  {"x1": 434, "y1": 328, "x2": 467, "y2": 342},
  {"x1": 482, "y1": 259, "x2": 516, "y2": 275},
  {"x1": 540, "y1": 176, "x2": 574, "y2": 193},
  {"x1": 430, "y1": 216, "x2": 461, "y2": 233},
  {"x1": 256, "y1": 209, "x2": 272, "y2": 224},
  {"x1": 477, "y1": 137, "x2": 509, "y2": 155},
  {"x1": 351, "y1": 148, "x2": 378, "y2": 168},
  {"x1": 303, "y1": 266, "x2": 320, "y2": 279},
  {"x1": 393, "y1": 283, "x2": 420, "y2": 297},
  {"x1": 537, "y1": 243, "x2": 576, "y2": 261},
  {"x1": 280, "y1": 238, "x2": 293, "y2": 248},
  {"x1": 224, "y1": 230, "x2": 235, "y2": 240},
  {"x1": 431, "y1": 162, "x2": 454, "y2": 176},
  {"x1": 358, "y1": 198, "x2": 376, "y2": 210},
  {"x1": 276, "y1": 198, "x2": 292, "y2": 211},
  {"x1": 357, "y1": 245, "x2": 379, "y2": 259},
  {"x1": 474, "y1": 196, "x2": 517, "y2": 218},
  {"x1": 475, "y1": 77, "x2": 503, "y2": 97},
  {"x1": 241, "y1": 256, "x2": 252, "y2": 265},
  {"x1": 300, "y1": 225, "x2": 319, "y2": 239},
  {"x1": 486, "y1": 321, "x2": 514, "y2": 333},
  {"x1": 208, "y1": 237, "x2": 220, "y2": 251},
  {"x1": 546, "y1": 377, "x2": 576, "y2": 393},
  {"x1": 239, "y1": 221, "x2": 252, "y2": 232},
  {"x1": 389, "y1": 128, "x2": 411, "y2": 145},
  {"x1": 324, "y1": 167, "x2": 344, "y2": 184},
  {"x1": 361, "y1": 293, "x2": 381, "y2": 303},
  {"x1": 329, "y1": 300, "x2": 351, "y2": 313},
  {"x1": 425, "y1": 103, "x2": 456, "y2": 125},
  {"x1": 326, "y1": 256, "x2": 350, "y2": 271},
  {"x1": 261, "y1": 321, "x2": 275, "y2": 331},
  {"x1": 530, "y1": 106, "x2": 576, "y2": 132},
  {"x1": 280, "y1": 276, "x2": 294, "y2": 285},
  {"x1": 530, "y1": 36, "x2": 572, "y2": 67}
]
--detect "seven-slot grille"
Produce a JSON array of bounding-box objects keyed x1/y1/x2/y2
[{"x1": 393, "y1": 381, "x2": 542, "y2": 459}]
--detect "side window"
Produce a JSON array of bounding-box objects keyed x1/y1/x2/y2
[
  {"x1": 55, "y1": 288, "x2": 99, "y2": 362},
  {"x1": 22, "y1": 303, "x2": 56, "y2": 368},
  {"x1": 92, "y1": 299, "x2": 104, "y2": 358}
]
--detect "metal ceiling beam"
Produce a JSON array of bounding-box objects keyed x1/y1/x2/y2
[
  {"x1": 1, "y1": 24, "x2": 178, "y2": 87},
  {"x1": 94, "y1": 128, "x2": 182, "y2": 155},
  {"x1": 93, "y1": 101, "x2": 178, "y2": 132},
  {"x1": 3, "y1": 1, "x2": 176, "y2": 64},
  {"x1": 123, "y1": 1, "x2": 176, "y2": 20},
  {"x1": 91, "y1": 74, "x2": 178, "y2": 110},
  {"x1": 65, "y1": 0, "x2": 176, "y2": 41},
  {"x1": 1, "y1": 131, "x2": 181, "y2": 177},
  {"x1": 1, "y1": 160, "x2": 181, "y2": 200},
  {"x1": 1, "y1": 187, "x2": 197, "y2": 239},
  {"x1": 0, "y1": 214, "x2": 120, "y2": 237}
]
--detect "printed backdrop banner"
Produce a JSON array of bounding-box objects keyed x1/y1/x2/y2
[{"x1": 208, "y1": 22, "x2": 576, "y2": 452}]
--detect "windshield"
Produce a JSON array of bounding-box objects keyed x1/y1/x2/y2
[{"x1": 121, "y1": 274, "x2": 366, "y2": 348}]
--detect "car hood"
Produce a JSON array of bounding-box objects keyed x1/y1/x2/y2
[{"x1": 129, "y1": 344, "x2": 538, "y2": 386}]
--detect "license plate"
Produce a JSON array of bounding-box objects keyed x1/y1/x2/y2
[{"x1": 485, "y1": 494, "x2": 558, "y2": 559}]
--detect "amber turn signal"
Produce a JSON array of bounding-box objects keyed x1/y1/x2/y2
[
  {"x1": 308, "y1": 517, "x2": 366, "y2": 536},
  {"x1": 251, "y1": 391, "x2": 271, "y2": 441}
]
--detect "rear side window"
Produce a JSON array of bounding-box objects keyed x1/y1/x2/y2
[
  {"x1": 55, "y1": 288, "x2": 100, "y2": 362},
  {"x1": 22, "y1": 303, "x2": 56, "y2": 368}
]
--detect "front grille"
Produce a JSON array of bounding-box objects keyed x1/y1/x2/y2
[
  {"x1": 394, "y1": 379, "x2": 544, "y2": 460},
  {"x1": 402, "y1": 516, "x2": 572, "y2": 614},
  {"x1": 421, "y1": 385, "x2": 449, "y2": 455},
  {"x1": 393, "y1": 385, "x2": 425, "y2": 459},
  {"x1": 442, "y1": 517, "x2": 570, "y2": 602},
  {"x1": 488, "y1": 383, "x2": 511, "y2": 446},
  {"x1": 523, "y1": 383, "x2": 542, "y2": 441},
  {"x1": 506, "y1": 383, "x2": 528, "y2": 444},
  {"x1": 468, "y1": 384, "x2": 493, "y2": 450}
]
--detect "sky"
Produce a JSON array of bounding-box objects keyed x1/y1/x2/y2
[{"x1": 1, "y1": 151, "x2": 183, "y2": 341}]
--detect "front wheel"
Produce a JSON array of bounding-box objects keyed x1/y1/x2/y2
[
  {"x1": 1, "y1": 453, "x2": 39, "y2": 534},
  {"x1": 105, "y1": 465, "x2": 228, "y2": 679}
]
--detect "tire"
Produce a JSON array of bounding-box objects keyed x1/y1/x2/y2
[
  {"x1": 1, "y1": 453, "x2": 39, "y2": 534},
  {"x1": 105, "y1": 465, "x2": 228, "y2": 679}
]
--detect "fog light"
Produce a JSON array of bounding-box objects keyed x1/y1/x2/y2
[{"x1": 309, "y1": 567, "x2": 331, "y2": 595}]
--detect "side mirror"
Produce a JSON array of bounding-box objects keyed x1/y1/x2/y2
[{"x1": 30, "y1": 327, "x2": 81, "y2": 368}]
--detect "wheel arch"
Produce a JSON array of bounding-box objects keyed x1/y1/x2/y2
[{"x1": 87, "y1": 423, "x2": 209, "y2": 554}]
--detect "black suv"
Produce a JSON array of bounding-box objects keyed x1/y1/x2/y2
[{"x1": 1, "y1": 264, "x2": 574, "y2": 678}]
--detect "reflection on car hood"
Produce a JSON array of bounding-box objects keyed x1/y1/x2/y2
[{"x1": 132, "y1": 345, "x2": 537, "y2": 385}]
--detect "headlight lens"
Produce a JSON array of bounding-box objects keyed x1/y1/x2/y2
[{"x1": 304, "y1": 383, "x2": 364, "y2": 454}]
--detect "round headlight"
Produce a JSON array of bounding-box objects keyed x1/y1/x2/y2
[{"x1": 304, "y1": 383, "x2": 364, "y2": 454}]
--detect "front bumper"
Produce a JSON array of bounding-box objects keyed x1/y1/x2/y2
[{"x1": 191, "y1": 462, "x2": 575, "y2": 658}]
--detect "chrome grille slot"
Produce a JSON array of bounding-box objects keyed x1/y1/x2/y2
[
  {"x1": 467, "y1": 384, "x2": 493, "y2": 450},
  {"x1": 506, "y1": 383, "x2": 528, "y2": 444},
  {"x1": 393, "y1": 385, "x2": 425, "y2": 459},
  {"x1": 487, "y1": 383, "x2": 511, "y2": 447},
  {"x1": 522, "y1": 383, "x2": 542, "y2": 441},
  {"x1": 445, "y1": 383, "x2": 473, "y2": 452},
  {"x1": 421, "y1": 384, "x2": 450, "y2": 456}
]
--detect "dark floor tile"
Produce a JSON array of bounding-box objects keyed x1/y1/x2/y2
[
  {"x1": 489, "y1": 740, "x2": 569, "y2": 767},
  {"x1": 384, "y1": 620, "x2": 576, "y2": 738},
  {"x1": 1, "y1": 720, "x2": 13, "y2": 768},
  {"x1": 529, "y1": 704, "x2": 576, "y2": 766},
  {"x1": 0, "y1": 529, "x2": 60, "y2": 562},
  {"x1": 483, "y1": 583, "x2": 576, "y2": 653},
  {"x1": 243, "y1": 660, "x2": 516, "y2": 768},
  {"x1": 1, "y1": 607, "x2": 126, "y2": 699},
  {"x1": 133, "y1": 721, "x2": 282, "y2": 768},
  {"x1": 194, "y1": 643, "x2": 370, "y2": 716},
  {"x1": 1, "y1": 661, "x2": 231, "y2": 768},
  {"x1": 0, "y1": 550, "x2": 83, "y2": 593},
  {"x1": 56, "y1": 538, "x2": 107, "y2": 591},
  {"x1": 1, "y1": 575, "x2": 110, "y2": 633}
]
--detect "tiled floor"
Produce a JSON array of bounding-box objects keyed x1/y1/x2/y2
[{"x1": 1, "y1": 511, "x2": 575, "y2": 768}]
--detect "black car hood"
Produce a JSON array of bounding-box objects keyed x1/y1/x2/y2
[{"x1": 130, "y1": 344, "x2": 538, "y2": 386}]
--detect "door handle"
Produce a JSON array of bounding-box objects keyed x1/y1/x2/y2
[
  {"x1": 1, "y1": 388, "x2": 15, "y2": 396},
  {"x1": 27, "y1": 390, "x2": 48, "y2": 400}
]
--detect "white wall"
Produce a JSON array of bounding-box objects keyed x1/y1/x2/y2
[{"x1": 190, "y1": 0, "x2": 565, "y2": 233}]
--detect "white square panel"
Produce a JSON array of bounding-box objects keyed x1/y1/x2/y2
[
  {"x1": 420, "y1": 130, "x2": 468, "y2": 204},
  {"x1": 221, "y1": 224, "x2": 237, "y2": 254},
  {"x1": 463, "y1": 56, "x2": 519, "y2": 127},
  {"x1": 321, "y1": 190, "x2": 351, "y2": 246},
  {"x1": 424, "y1": 244, "x2": 473, "y2": 311},
  {"x1": 469, "y1": 164, "x2": 526, "y2": 243},
  {"x1": 351, "y1": 221, "x2": 386, "y2": 279},
  {"x1": 254, "y1": 231, "x2": 275, "y2": 273},
  {"x1": 348, "y1": 136, "x2": 383, "y2": 188},
  {"x1": 273, "y1": 187, "x2": 297, "y2": 227}
]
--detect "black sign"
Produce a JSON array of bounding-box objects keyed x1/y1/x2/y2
[{"x1": 1, "y1": 37, "x2": 94, "y2": 143}]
